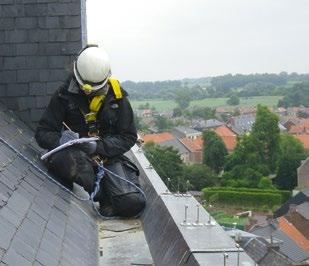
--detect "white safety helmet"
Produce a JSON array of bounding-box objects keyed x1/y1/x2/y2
[{"x1": 73, "y1": 45, "x2": 111, "y2": 94}]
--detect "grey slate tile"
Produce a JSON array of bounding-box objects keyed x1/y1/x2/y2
[
  {"x1": 0, "y1": 171, "x2": 18, "y2": 191},
  {"x1": 42, "y1": 229, "x2": 63, "y2": 248},
  {"x1": 35, "y1": 188, "x2": 57, "y2": 206},
  {"x1": 5, "y1": 191, "x2": 31, "y2": 217},
  {"x1": 39, "y1": 237, "x2": 62, "y2": 262},
  {"x1": 3, "y1": 248, "x2": 32, "y2": 266},
  {"x1": 53, "y1": 198, "x2": 70, "y2": 215},
  {"x1": 16, "y1": 185, "x2": 36, "y2": 202},
  {"x1": 50, "y1": 207, "x2": 67, "y2": 222},
  {"x1": 31, "y1": 201, "x2": 52, "y2": 220},
  {"x1": 15, "y1": 220, "x2": 44, "y2": 251},
  {"x1": 46, "y1": 219, "x2": 65, "y2": 239},
  {"x1": 20, "y1": 218, "x2": 45, "y2": 239},
  {"x1": 0, "y1": 179, "x2": 13, "y2": 201},
  {"x1": 36, "y1": 247, "x2": 59, "y2": 266},
  {"x1": 14, "y1": 231, "x2": 40, "y2": 253},
  {"x1": 0, "y1": 205, "x2": 23, "y2": 228},
  {"x1": 40, "y1": 179, "x2": 60, "y2": 195},
  {"x1": 24, "y1": 173, "x2": 44, "y2": 190},
  {"x1": 0, "y1": 218, "x2": 16, "y2": 249},
  {"x1": 10, "y1": 237, "x2": 36, "y2": 262},
  {"x1": 26, "y1": 209, "x2": 47, "y2": 226},
  {"x1": 19, "y1": 180, "x2": 38, "y2": 196}
]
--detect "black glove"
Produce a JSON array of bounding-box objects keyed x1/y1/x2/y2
[
  {"x1": 59, "y1": 130, "x2": 79, "y2": 145},
  {"x1": 78, "y1": 141, "x2": 97, "y2": 155}
]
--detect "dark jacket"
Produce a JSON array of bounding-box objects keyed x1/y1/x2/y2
[{"x1": 35, "y1": 76, "x2": 137, "y2": 159}]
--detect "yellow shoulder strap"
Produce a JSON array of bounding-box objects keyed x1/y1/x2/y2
[
  {"x1": 89, "y1": 95, "x2": 105, "y2": 113},
  {"x1": 108, "y1": 78, "x2": 122, "y2": 99}
]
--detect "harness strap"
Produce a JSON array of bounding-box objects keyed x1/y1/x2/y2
[
  {"x1": 82, "y1": 78, "x2": 123, "y2": 136},
  {"x1": 108, "y1": 78, "x2": 122, "y2": 99}
]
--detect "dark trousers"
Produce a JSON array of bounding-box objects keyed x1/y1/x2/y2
[{"x1": 46, "y1": 147, "x2": 145, "y2": 217}]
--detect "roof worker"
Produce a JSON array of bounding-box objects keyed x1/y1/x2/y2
[{"x1": 35, "y1": 44, "x2": 145, "y2": 217}]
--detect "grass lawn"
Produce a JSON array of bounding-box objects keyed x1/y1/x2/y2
[
  {"x1": 131, "y1": 96, "x2": 282, "y2": 112},
  {"x1": 209, "y1": 210, "x2": 249, "y2": 228}
]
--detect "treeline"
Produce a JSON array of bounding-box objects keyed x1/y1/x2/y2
[
  {"x1": 278, "y1": 82, "x2": 309, "y2": 108},
  {"x1": 122, "y1": 80, "x2": 209, "y2": 100},
  {"x1": 122, "y1": 72, "x2": 309, "y2": 100}
]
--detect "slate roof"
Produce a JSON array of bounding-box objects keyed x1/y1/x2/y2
[
  {"x1": 274, "y1": 189, "x2": 309, "y2": 218},
  {"x1": 159, "y1": 138, "x2": 190, "y2": 155},
  {"x1": 251, "y1": 222, "x2": 309, "y2": 263},
  {"x1": 297, "y1": 202, "x2": 309, "y2": 220},
  {"x1": 172, "y1": 126, "x2": 202, "y2": 138},
  {"x1": 192, "y1": 119, "x2": 224, "y2": 130},
  {"x1": 0, "y1": 102, "x2": 99, "y2": 266},
  {"x1": 228, "y1": 114, "x2": 256, "y2": 135}
]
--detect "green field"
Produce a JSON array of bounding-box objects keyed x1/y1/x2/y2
[{"x1": 131, "y1": 96, "x2": 283, "y2": 112}]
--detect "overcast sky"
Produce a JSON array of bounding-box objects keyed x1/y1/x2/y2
[{"x1": 86, "y1": 0, "x2": 309, "y2": 82}]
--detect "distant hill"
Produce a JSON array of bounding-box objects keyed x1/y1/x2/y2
[{"x1": 122, "y1": 72, "x2": 309, "y2": 101}]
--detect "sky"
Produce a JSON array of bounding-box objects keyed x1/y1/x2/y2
[{"x1": 86, "y1": 0, "x2": 309, "y2": 82}]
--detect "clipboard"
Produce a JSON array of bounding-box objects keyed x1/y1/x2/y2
[{"x1": 40, "y1": 137, "x2": 99, "y2": 160}]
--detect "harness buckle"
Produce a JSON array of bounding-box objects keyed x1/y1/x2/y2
[{"x1": 85, "y1": 112, "x2": 96, "y2": 122}]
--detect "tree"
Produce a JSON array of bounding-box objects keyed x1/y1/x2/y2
[
  {"x1": 223, "y1": 105, "x2": 280, "y2": 187},
  {"x1": 183, "y1": 164, "x2": 218, "y2": 191},
  {"x1": 274, "y1": 134, "x2": 307, "y2": 190},
  {"x1": 203, "y1": 130, "x2": 228, "y2": 173},
  {"x1": 143, "y1": 142, "x2": 185, "y2": 191},
  {"x1": 251, "y1": 105, "x2": 280, "y2": 172},
  {"x1": 154, "y1": 115, "x2": 173, "y2": 132},
  {"x1": 174, "y1": 89, "x2": 192, "y2": 109},
  {"x1": 188, "y1": 106, "x2": 216, "y2": 119},
  {"x1": 278, "y1": 82, "x2": 309, "y2": 108},
  {"x1": 138, "y1": 102, "x2": 150, "y2": 109},
  {"x1": 172, "y1": 107, "x2": 182, "y2": 117},
  {"x1": 227, "y1": 95, "x2": 240, "y2": 105}
]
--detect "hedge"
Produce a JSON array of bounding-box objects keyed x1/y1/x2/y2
[
  {"x1": 202, "y1": 187, "x2": 291, "y2": 204},
  {"x1": 202, "y1": 189, "x2": 283, "y2": 208}
]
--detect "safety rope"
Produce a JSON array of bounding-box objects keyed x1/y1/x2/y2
[{"x1": 0, "y1": 135, "x2": 146, "y2": 220}]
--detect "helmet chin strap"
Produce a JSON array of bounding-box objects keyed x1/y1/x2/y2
[
  {"x1": 80, "y1": 83, "x2": 109, "y2": 97},
  {"x1": 82, "y1": 84, "x2": 93, "y2": 95}
]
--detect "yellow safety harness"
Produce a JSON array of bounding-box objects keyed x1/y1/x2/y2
[{"x1": 83, "y1": 78, "x2": 122, "y2": 136}]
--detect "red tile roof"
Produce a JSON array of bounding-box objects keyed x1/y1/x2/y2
[
  {"x1": 215, "y1": 126, "x2": 237, "y2": 151},
  {"x1": 142, "y1": 132, "x2": 175, "y2": 143},
  {"x1": 180, "y1": 136, "x2": 203, "y2": 152},
  {"x1": 289, "y1": 119, "x2": 309, "y2": 135},
  {"x1": 180, "y1": 126, "x2": 237, "y2": 152},
  {"x1": 294, "y1": 135, "x2": 309, "y2": 150},
  {"x1": 278, "y1": 217, "x2": 309, "y2": 251}
]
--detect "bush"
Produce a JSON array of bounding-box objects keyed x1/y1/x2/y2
[{"x1": 258, "y1": 177, "x2": 274, "y2": 189}]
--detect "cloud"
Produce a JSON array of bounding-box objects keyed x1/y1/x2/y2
[{"x1": 87, "y1": 0, "x2": 309, "y2": 81}]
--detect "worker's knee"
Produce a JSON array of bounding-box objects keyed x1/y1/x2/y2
[
  {"x1": 46, "y1": 147, "x2": 94, "y2": 192},
  {"x1": 114, "y1": 192, "x2": 146, "y2": 217}
]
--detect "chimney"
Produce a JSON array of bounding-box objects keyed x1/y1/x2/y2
[{"x1": 0, "y1": 0, "x2": 87, "y2": 129}]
